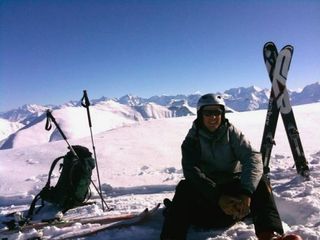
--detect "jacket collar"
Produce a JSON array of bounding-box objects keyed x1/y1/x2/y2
[
  {"x1": 198, "y1": 119, "x2": 229, "y2": 142},
  {"x1": 188, "y1": 119, "x2": 229, "y2": 142}
]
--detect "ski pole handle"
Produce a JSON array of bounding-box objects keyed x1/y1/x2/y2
[
  {"x1": 81, "y1": 90, "x2": 92, "y2": 127},
  {"x1": 45, "y1": 110, "x2": 68, "y2": 140},
  {"x1": 45, "y1": 111, "x2": 52, "y2": 131},
  {"x1": 81, "y1": 90, "x2": 91, "y2": 107},
  {"x1": 45, "y1": 110, "x2": 79, "y2": 159}
]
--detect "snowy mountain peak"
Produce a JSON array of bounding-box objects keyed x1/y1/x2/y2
[
  {"x1": 291, "y1": 81, "x2": 320, "y2": 104},
  {"x1": 59, "y1": 100, "x2": 81, "y2": 108},
  {"x1": 170, "y1": 99, "x2": 188, "y2": 107},
  {"x1": 225, "y1": 85, "x2": 265, "y2": 97},
  {"x1": 91, "y1": 96, "x2": 111, "y2": 105},
  {"x1": 19, "y1": 104, "x2": 47, "y2": 113},
  {"x1": 118, "y1": 94, "x2": 144, "y2": 106},
  {"x1": 0, "y1": 104, "x2": 48, "y2": 124},
  {"x1": 303, "y1": 81, "x2": 320, "y2": 90},
  {"x1": 251, "y1": 85, "x2": 263, "y2": 92}
]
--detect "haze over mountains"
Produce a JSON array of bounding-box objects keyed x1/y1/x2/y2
[{"x1": 0, "y1": 82, "x2": 319, "y2": 149}]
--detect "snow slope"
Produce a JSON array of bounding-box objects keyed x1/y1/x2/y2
[
  {"x1": 0, "y1": 102, "x2": 143, "y2": 149},
  {"x1": 0, "y1": 118, "x2": 24, "y2": 142},
  {"x1": 1, "y1": 99, "x2": 184, "y2": 150},
  {"x1": 0, "y1": 103, "x2": 319, "y2": 239}
]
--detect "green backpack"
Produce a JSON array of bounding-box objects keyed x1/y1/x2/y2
[{"x1": 28, "y1": 145, "x2": 95, "y2": 218}]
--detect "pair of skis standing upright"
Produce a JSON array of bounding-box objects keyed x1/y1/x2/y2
[{"x1": 260, "y1": 42, "x2": 309, "y2": 179}]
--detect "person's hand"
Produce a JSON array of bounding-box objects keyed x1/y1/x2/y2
[
  {"x1": 218, "y1": 194, "x2": 251, "y2": 220},
  {"x1": 233, "y1": 194, "x2": 251, "y2": 220},
  {"x1": 218, "y1": 195, "x2": 241, "y2": 216}
]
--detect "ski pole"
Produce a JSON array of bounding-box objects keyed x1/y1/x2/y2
[
  {"x1": 45, "y1": 110, "x2": 78, "y2": 158},
  {"x1": 81, "y1": 90, "x2": 108, "y2": 211},
  {"x1": 90, "y1": 180, "x2": 112, "y2": 210},
  {"x1": 45, "y1": 109, "x2": 111, "y2": 210}
]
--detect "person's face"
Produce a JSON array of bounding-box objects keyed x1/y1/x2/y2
[{"x1": 202, "y1": 105, "x2": 223, "y2": 132}]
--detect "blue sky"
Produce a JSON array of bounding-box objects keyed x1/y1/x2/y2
[{"x1": 1, "y1": 0, "x2": 319, "y2": 112}]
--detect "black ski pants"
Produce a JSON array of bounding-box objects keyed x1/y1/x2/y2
[{"x1": 160, "y1": 175, "x2": 284, "y2": 240}]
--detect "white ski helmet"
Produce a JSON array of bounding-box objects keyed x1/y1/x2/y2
[{"x1": 197, "y1": 93, "x2": 225, "y2": 111}]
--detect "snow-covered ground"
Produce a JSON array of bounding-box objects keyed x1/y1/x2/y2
[
  {"x1": 0, "y1": 103, "x2": 319, "y2": 239},
  {"x1": 0, "y1": 118, "x2": 23, "y2": 142}
]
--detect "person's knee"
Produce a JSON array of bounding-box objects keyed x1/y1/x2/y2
[
  {"x1": 257, "y1": 175, "x2": 273, "y2": 194},
  {"x1": 171, "y1": 180, "x2": 195, "y2": 210},
  {"x1": 175, "y1": 180, "x2": 194, "y2": 194}
]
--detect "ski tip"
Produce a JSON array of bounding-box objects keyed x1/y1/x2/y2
[
  {"x1": 264, "y1": 41, "x2": 276, "y2": 47},
  {"x1": 144, "y1": 203, "x2": 161, "y2": 216},
  {"x1": 280, "y1": 44, "x2": 294, "y2": 54},
  {"x1": 263, "y1": 42, "x2": 277, "y2": 51},
  {"x1": 148, "y1": 203, "x2": 161, "y2": 212},
  {"x1": 263, "y1": 41, "x2": 278, "y2": 60},
  {"x1": 155, "y1": 203, "x2": 161, "y2": 210}
]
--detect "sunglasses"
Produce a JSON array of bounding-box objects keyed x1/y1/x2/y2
[{"x1": 202, "y1": 109, "x2": 223, "y2": 117}]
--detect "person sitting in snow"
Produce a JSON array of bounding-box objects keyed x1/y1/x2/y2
[{"x1": 160, "y1": 93, "x2": 302, "y2": 240}]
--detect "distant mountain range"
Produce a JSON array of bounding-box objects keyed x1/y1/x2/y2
[
  {"x1": 1, "y1": 82, "x2": 320, "y2": 122},
  {"x1": 0, "y1": 82, "x2": 319, "y2": 149}
]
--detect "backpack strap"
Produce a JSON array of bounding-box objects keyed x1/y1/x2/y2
[
  {"x1": 45, "y1": 156, "x2": 64, "y2": 188},
  {"x1": 26, "y1": 192, "x2": 42, "y2": 221},
  {"x1": 26, "y1": 156, "x2": 64, "y2": 221}
]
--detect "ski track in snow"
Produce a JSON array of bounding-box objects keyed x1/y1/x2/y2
[{"x1": 0, "y1": 103, "x2": 320, "y2": 239}]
